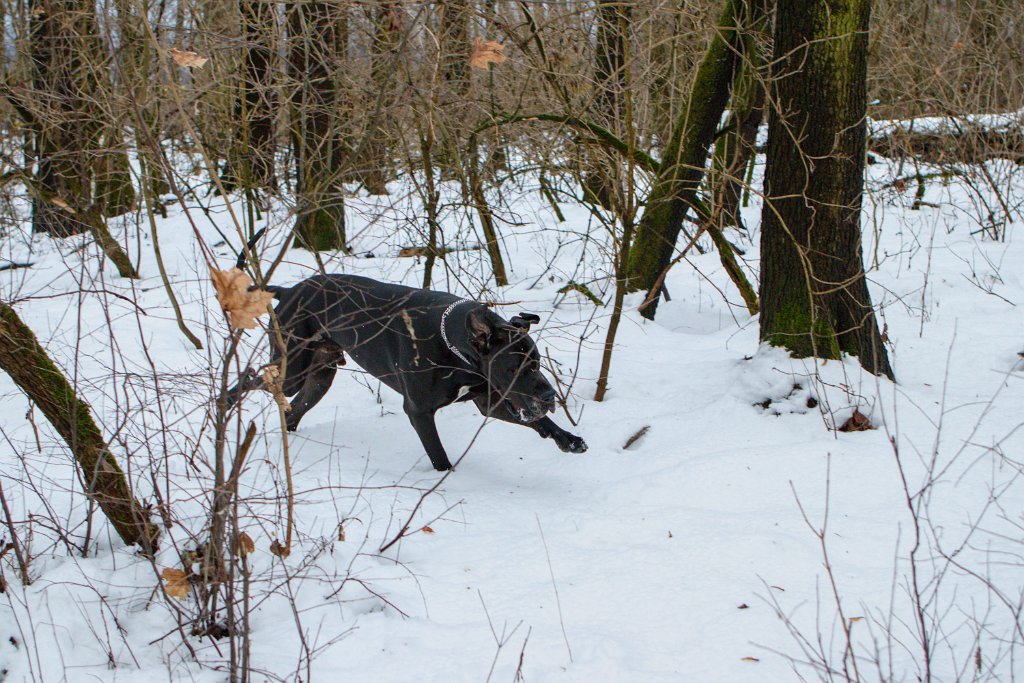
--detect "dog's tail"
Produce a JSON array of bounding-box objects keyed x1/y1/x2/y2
[
  {"x1": 235, "y1": 228, "x2": 290, "y2": 299},
  {"x1": 235, "y1": 227, "x2": 268, "y2": 271},
  {"x1": 262, "y1": 284, "x2": 289, "y2": 300}
]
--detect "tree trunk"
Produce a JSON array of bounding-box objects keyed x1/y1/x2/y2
[
  {"x1": 582, "y1": 0, "x2": 632, "y2": 212},
  {"x1": 708, "y1": 15, "x2": 766, "y2": 234},
  {"x1": 759, "y1": 0, "x2": 894, "y2": 380},
  {"x1": 29, "y1": 0, "x2": 103, "y2": 236},
  {"x1": 288, "y1": 0, "x2": 346, "y2": 251},
  {"x1": 625, "y1": 0, "x2": 764, "y2": 319},
  {"x1": 439, "y1": 0, "x2": 470, "y2": 97},
  {"x1": 0, "y1": 303, "x2": 159, "y2": 551},
  {"x1": 359, "y1": 4, "x2": 399, "y2": 195},
  {"x1": 228, "y1": 0, "x2": 277, "y2": 192}
]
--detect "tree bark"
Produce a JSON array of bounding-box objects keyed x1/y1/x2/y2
[
  {"x1": 759, "y1": 0, "x2": 894, "y2": 380},
  {"x1": 25, "y1": 0, "x2": 140, "y2": 278},
  {"x1": 625, "y1": 0, "x2": 764, "y2": 319},
  {"x1": 582, "y1": 0, "x2": 632, "y2": 212},
  {"x1": 227, "y1": 0, "x2": 277, "y2": 191},
  {"x1": 359, "y1": 4, "x2": 400, "y2": 195},
  {"x1": 0, "y1": 303, "x2": 159, "y2": 551},
  {"x1": 288, "y1": 0, "x2": 346, "y2": 251}
]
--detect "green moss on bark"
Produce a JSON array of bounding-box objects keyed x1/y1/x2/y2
[{"x1": 0, "y1": 303, "x2": 158, "y2": 551}]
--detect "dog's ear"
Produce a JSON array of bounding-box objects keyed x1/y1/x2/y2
[
  {"x1": 468, "y1": 307, "x2": 498, "y2": 352},
  {"x1": 509, "y1": 312, "x2": 540, "y2": 331}
]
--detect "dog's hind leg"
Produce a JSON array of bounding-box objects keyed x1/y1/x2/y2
[
  {"x1": 472, "y1": 394, "x2": 588, "y2": 454},
  {"x1": 284, "y1": 344, "x2": 346, "y2": 431}
]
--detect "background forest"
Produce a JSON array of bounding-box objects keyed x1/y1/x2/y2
[{"x1": 0, "y1": 0, "x2": 1023, "y2": 680}]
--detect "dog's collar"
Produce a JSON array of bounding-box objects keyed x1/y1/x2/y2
[{"x1": 440, "y1": 299, "x2": 476, "y2": 368}]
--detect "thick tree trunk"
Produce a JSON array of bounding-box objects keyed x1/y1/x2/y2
[
  {"x1": 439, "y1": 0, "x2": 470, "y2": 97},
  {"x1": 582, "y1": 0, "x2": 632, "y2": 211},
  {"x1": 0, "y1": 303, "x2": 159, "y2": 551},
  {"x1": 625, "y1": 0, "x2": 764, "y2": 318},
  {"x1": 708, "y1": 17, "x2": 766, "y2": 234},
  {"x1": 288, "y1": 0, "x2": 346, "y2": 251},
  {"x1": 759, "y1": 0, "x2": 894, "y2": 380},
  {"x1": 228, "y1": 0, "x2": 277, "y2": 191},
  {"x1": 360, "y1": 4, "x2": 399, "y2": 195},
  {"x1": 29, "y1": 0, "x2": 102, "y2": 236},
  {"x1": 26, "y1": 0, "x2": 139, "y2": 278}
]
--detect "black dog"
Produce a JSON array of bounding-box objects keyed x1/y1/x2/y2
[{"x1": 226, "y1": 266, "x2": 586, "y2": 471}]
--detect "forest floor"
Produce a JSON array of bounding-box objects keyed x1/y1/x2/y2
[{"x1": 1, "y1": 148, "x2": 1022, "y2": 682}]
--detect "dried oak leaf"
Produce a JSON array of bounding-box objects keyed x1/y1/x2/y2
[
  {"x1": 161, "y1": 567, "x2": 190, "y2": 599},
  {"x1": 420, "y1": 525, "x2": 435, "y2": 534},
  {"x1": 170, "y1": 48, "x2": 208, "y2": 69},
  {"x1": 470, "y1": 37, "x2": 507, "y2": 69},
  {"x1": 236, "y1": 532, "x2": 255, "y2": 557},
  {"x1": 210, "y1": 268, "x2": 275, "y2": 330},
  {"x1": 269, "y1": 539, "x2": 291, "y2": 558},
  {"x1": 838, "y1": 409, "x2": 873, "y2": 432}
]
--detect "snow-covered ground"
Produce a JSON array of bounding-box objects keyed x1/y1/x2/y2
[{"x1": 1, "y1": 152, "x2": 1022, "y2": 682}]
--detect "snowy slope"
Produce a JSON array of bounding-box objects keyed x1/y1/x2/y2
[{"x1": 1, "y1": 154, "x2": 1022, "y2": 682}]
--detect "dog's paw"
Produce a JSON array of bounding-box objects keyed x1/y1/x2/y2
[{"x1": 555, "y1": 433, "x2": 588, "y2": 454}]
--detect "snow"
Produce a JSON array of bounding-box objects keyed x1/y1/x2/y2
[{"x1": 1, "y1": 149, "x2": 1023, "y2": 682}]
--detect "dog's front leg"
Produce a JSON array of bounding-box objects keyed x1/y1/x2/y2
[
  {"x1": 530, "y1": 416, "x2": 588, "y2": 454},
  {"x1": 405, "y1": 409, "x2": 453, "y2": 471},
  {"x1": 471, "y1": 395, "x2": 587, "y2": 454}
]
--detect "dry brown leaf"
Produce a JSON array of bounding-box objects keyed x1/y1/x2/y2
[
  {"x1": 420, "y1": 525, "x2": 435, "y2": 534},
  {"x1": 170, "y1": 48, "x2": 208, "y2": 69},
  {"x1": 210, "y1": 268, "x2": 275, "y2": 330},
  {"x1": 470, "y1": 37, "x2": 507, "y2": 69},
  {"x1": 838, "y1": 409, "x2": 873, "y2": 432},
  {"x1": 269, "y1": 539, "x2": 291, "y2": 558},
  {"x1": 740, "y1": 656, "x2": 760, "y2": 662},
  {"x1": 161, "y1": 567, "x2": 189, "y2": 599},
  {"x1": 236, "y1": 532, "x2": 255, "y2": 557},
  {"x1": 338, "y1": 523, "x2": 346, "y2": 542},
  {"x1": 262, "y1": 364, "x2": 291, "y2": 413}
]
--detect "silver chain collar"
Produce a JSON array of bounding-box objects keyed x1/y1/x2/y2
[{"x1": 440, "y1": 299, "x2": 475, "y2": 368}]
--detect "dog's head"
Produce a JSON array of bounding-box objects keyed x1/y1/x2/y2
[{"x1": 468, "y1": 308, "x2": 557, "y2": 422}]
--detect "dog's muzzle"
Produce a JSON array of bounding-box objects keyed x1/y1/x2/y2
[{"x1": 515, "y1": 388, "x2": 557, "y2": 423}]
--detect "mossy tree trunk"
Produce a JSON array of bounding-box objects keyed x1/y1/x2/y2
[
  {"x1": 288, "y1": 0, "x2": 346, "y2": 251},
  {"x1": 759, "y1": 0, "x2": 894, "y2": 380},
  {"x1": 0, "y1": 303, "x2": 159, "y2": 551},
  {"x1": 625, "y1": 0, "x2": 765, "y2": 319},
  {"x1": 708, "y1": 12, "x2": 766, "y2": 235}
]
